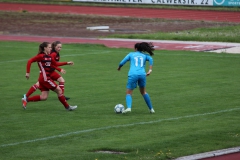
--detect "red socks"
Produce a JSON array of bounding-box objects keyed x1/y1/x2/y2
[
  {"x1": 58, "y1": 94, "x2": 69, "y2": 108},
  {"x1": 59, "y1": 82, "x2": 65, "y2": 94},
  {"x1": 26, "y1": 84, "x2": 39, "y2": 97},
  {"x1": 27, "y1": 95, "x2": 41, "y2": 102}
]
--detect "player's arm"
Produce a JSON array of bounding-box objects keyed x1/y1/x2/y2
[
  {"x1": 25, "y1": 55, "x2": 41, "y2": 79},
  {"x1": 52, "y1": 65, "x2": 66, "y2": 74},
  {"x1": 146, "y1": 65, "x2": 152, "y2": 76},
  {"x1": 50, "y1": 53, "x2": 74, "y2": 66},
  {"x1": 56, "y1": 61, "x2": 74, "y2": 66},
  {"x1": 146, "y1": 56, "x2": 153, "y2": 76},
  {"x1": 51, "y1": 58, "x2": 68, "y2": 74},
  {"x1": 118, "y1": 54, "x2": 130, "y2": 71}
]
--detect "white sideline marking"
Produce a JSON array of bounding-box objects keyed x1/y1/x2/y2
[
  {"x1": 0, "y1": 51, "x2": 112, "y2": 64},
  {"x1": 0, "y1": 59, "x2": 29, "y2": 64},
  {"x1": 1, "y1": 107, "x2": 239, "y2": 148}
]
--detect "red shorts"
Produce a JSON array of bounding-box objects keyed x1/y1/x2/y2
[
  {"x1": 39, "y1": 79, "x2": 58, "y2": 91},
  {"x1": 50, "y1": 71, "x2": 61, "y2": 81}
]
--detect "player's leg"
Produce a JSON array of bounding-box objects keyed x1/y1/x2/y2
[
  {"x1": 51, "y1": 71, "x2": 70, "y2": 100},
  {"x1": 122, "y1": 76, "x2": 137, "y2": 113},
  {"x1": 52, "y1": 84, "x2": 77, "y2": 111},
  {"x1": 57, "y1": 76, "x2": 70, "y2": 100},
  {"x1": 57, "y1": 77, "x2": 65, "y2": 94},
  {"x1": 139, "y1": 76, "x2": 154, "y2": 113},
  {"x1": 139, "y1": 87, "x2": 154, "y2": 113},
  {"x1": 122, "y1": 89, "x2": 133, "y2": 113},
  {"x1": 24, "y1": 81, "x2": 40, "y2": 98},
  {"x1": 27, "y1": 84, "x2": 49, "y2": 101},
  {"x1": 21, "y1": 83, "x2": 48, "y2": 109}
]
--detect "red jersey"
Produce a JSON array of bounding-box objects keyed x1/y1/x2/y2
[
  {"x1": 50, "y1": 51, "x2": 60, "y2": 72},
  {"x1": 51, "y1": 51, "x2": 60, "y2": 61},
  {"x1": 26, "y1": 52, "x2": 67, "y2": 82}
]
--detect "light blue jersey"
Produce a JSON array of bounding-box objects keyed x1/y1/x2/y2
[{"x1": 119, "y1": 51, "x2": 153, "y2": 76}]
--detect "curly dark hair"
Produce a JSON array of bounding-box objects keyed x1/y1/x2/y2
[{"x1": 137, "y1": 42, "x2": 155, "y2": 56}]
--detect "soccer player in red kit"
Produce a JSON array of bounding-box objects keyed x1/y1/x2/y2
[
  {"x1": 24, "y1": 41, "x2": 71, "y2": 100},
  {"x1": 22, "y1": 42, "x2": 77, "y2": 111}
]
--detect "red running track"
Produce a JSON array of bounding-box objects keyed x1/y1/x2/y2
[
  {"x1": 0, "y1": 2, "x2": 240, "y2": 23},
  {"x1": 0, "y1": 35, "x2": 235, "y2": 52},
  {"x1": 202, "y1": 152, "x2": 240, "y2": 160}
]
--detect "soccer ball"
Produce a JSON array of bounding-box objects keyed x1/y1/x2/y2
[{"x1": 114, "y1": 104, "x2": 125, "y2": 113}]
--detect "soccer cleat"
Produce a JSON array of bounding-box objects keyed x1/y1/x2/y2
[
  {"x1": 122, "y1": 108, "x2": 131, "y2": 114},
  {"x1": 66, "y1": 105, "x2": 77, "y2": 111},
  {"x1": 23, "y1": 94, "x2": 27, "y2": 99},
  {"x1": 22, "y1": 98, "x2": 27, "y2": 109},
  {"x1": 64, "y1": 96, "x2": 70, "y2": 101},
  {"x1": 150, "y1": 108, "x2": 155, "y2": 113}
]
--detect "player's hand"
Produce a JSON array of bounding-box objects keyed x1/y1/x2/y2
[
  {"x1": 67, "y1": 61, "x2": 74, "y2": 65},
  {"x1": 60, "y1": 69, "x2": 66, "y2": 74},
  {"x1": 146, "y1": 69, "x2": 152, "y2": 76},
  {"x1": 25, "y1": 73, "x2": 30, "y2": 80},
  {"x1": 117, "y1": 67, "x2": 121, "y2": 71}
]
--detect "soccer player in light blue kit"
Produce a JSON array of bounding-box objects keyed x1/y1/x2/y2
[{"x1": 117, "y1": 42, "x2": 155, "y2": 114}]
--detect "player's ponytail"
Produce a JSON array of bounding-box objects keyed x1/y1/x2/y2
[
  {"x1": 38, "y1": 42, "x2": 50, "y2": 54},
  {"x1": 139, "y1": 42, "x2": 155, "y2": 56}
]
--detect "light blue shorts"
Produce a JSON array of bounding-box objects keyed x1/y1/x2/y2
[{"x1": 126, "y1": 75, "x2": 146, "y2": 90}]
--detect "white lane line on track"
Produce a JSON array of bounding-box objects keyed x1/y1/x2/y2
[{"x1": 1, "y1": 107, "x2": 239, "y2": 148}]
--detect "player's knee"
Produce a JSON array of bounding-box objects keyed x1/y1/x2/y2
[
  {"x1": 40, "y1": 95, "x2": 48, "y2": 101},
  {"x1": 58, "y1": 77, "x2": 65, "y2": 83},
  {"x1": 35, "y1": 82, "x2": 40, "y2": 87},
  {"x1": 55, "y1": 87, "x2": 63, "y2": 95},
  {"x1": 42, "y1": 97, "x2": 48, "y2": 101},
  {"x1": 139, "y1": 88, "x2": 146, "y2": 95}
]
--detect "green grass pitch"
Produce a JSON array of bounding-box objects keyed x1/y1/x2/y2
[{"x1": 0, "y1": 41, "x2": 239, "y2": 160}]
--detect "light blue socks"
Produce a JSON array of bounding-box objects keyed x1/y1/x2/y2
[
  {"x1": 126, "y1": 94, "x2": 132, "y2": 108},
  {"x1": 143, "y1": 93, "x2": 153, "y2": 110}
]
